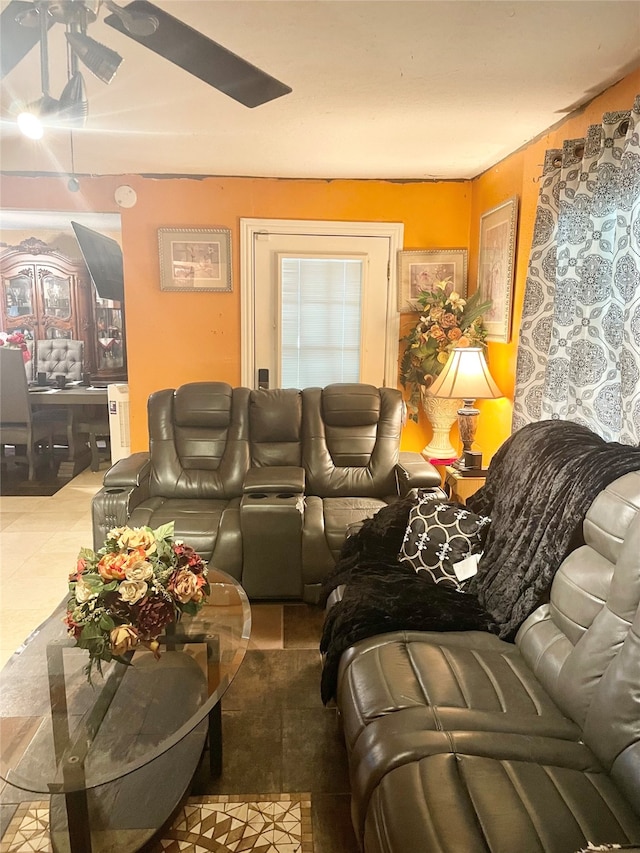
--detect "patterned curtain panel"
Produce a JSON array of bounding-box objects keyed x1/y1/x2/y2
[{"x1": 513, "y1": 94, "x2": 640, "y2": 443}]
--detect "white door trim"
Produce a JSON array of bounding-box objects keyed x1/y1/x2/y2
[{"x1": 240, "y1": 218, "x2": 404, "y2": 388}]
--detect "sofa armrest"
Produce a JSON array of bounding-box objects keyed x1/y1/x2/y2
[
  {"x1": 395, "y1": 451, "x2": 441, "y2": 496},
  {"x1": 243, "y1": 465, "x2": 305, "y2": 494},
  {"x1": 102, "y1": 452, "x2": 151, "y2": 488},
  {"x1": 92, "y1": 452, "x2": 152, "y2": 548}
]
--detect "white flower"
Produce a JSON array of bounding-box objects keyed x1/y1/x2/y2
[
  {"x1": 125, "y1": 561, "x2": 154, "y2": 582},
  {"x1": 75, "y1": 577, "x2": 96, "y2": 604},
  {"x1": 118, "y1": 579, "x2": 148, "y2": 605}
]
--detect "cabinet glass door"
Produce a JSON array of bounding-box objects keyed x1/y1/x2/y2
[
  {"x1": 42, "y1": 274, "x2": 72, "y2": 319},
  {"x1": 95, "y1": 300, "x2": 124, "y2": 372},
  {"x1": 4, "y1": 274, "x2": 34, "y2": 318}
]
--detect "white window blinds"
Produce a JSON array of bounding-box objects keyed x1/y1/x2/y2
[{"x1": 280, "y1": 256, "x2": 363, "y2": 388}]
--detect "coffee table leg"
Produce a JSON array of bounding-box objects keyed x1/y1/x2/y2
[
  {"x1": 64, "y1": 788, "x2": 93, "y2": 853},
  {"x1": 208, "y1": 702, "x2": 223, "y2": 777},
  {"x1": 206, "y1": 634, "x2": 223, "y2": 777}
]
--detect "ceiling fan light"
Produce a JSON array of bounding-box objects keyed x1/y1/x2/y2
[
  {"x1": 59, "y1": 72, "x2": 89, "y2": 127},
  {"x1": 17, "y1": 94, "x2": 59, "y2": 139},
  {"x1": 65, "y1": 31, "x2": 123, "y2": 84}
]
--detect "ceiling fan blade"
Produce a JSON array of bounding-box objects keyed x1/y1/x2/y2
[
  {"x1": 0, "y1": 0, "x2": 56, "y2": 78},
  {"x1": 103, "y1": 0, "x2": 292, "y2": 108}
]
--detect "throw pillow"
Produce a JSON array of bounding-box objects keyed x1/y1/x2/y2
[{"x1": 398, "y1": 500, "x2": 491, "y2": 590}]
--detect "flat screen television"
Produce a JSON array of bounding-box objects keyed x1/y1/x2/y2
[{"x1": 71, "y1": 221, "x2": 124, "y2": 302}]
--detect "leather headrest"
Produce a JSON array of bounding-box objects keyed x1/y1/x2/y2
[
  {"x1": 174, "y1": 382, "x2": 232, "y2": 428},
  {"x1": 250, "y1": 388, "x2": 302, "y2": 441},
  {"x1": 322, "y1": 383, "x2": 380, "y2": 426}
]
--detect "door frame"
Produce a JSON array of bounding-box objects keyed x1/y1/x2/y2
[{"x1": 240, "y1": 218, "x2": 404, "y2": 388}]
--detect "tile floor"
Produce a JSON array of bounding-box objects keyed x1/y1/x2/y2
[
  {"x1": 0, "y1": 468, "x2": 105, "y2": 670},
  {"x1": 1, "y1": 794, "x2": 314, "y2": 853}
]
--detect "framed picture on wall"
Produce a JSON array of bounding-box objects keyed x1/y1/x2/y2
[
  {"x1": 158, "y1": 227, "x2": 232, "y2": 292},
  {"x1": 397, "y1": 248, "x2": 468, "y2": 312},
  {"x1": 477, "y1": 197, "x2": 518, "y2": 342}
]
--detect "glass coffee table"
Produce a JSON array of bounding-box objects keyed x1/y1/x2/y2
[{"x1": 0, "y1": 568, "x2": 251, "y2": 853}]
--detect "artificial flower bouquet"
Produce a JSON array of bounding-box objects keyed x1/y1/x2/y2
[
  {"x1": 400, "y1": 277, "x2": 491, "y2": 421},
  {"x1": 65, "y1": 522, "x2": 209, "y2": 679},
  {"x1": 0, "y1": 331, "x2": 31, "y2": 363}
]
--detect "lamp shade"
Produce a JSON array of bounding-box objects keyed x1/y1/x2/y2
[{"x1": 428, "y1": 347, "x2": 502, "y2": 400}]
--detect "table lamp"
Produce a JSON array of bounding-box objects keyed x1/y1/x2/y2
[{"x1": 427, "y1": 347, "x2": 502, "y2": 470}]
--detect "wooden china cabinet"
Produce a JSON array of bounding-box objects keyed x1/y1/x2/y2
[{"x1": 0, "y1": 238, "x2": 126, "y2": 381}]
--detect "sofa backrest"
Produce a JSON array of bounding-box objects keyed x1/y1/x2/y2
[
  {"x1": 301, "y1": 383, "x2": 402, "y2": 498},
  {"x1": 249, "y1": 387, "x2": 302, "y2": 467},
  {"x1": 147, "y1": 382, "x2": 250, "y2": 499},
  {"x1": 517, "y1": 470, "x2": 640, "y2": 794}
]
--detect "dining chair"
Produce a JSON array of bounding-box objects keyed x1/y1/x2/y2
[
  {"x1": 36, "y1": 339, "x2": 84, "y2": 381},
  {"x1": 0, "y1": 348, "x2": 66, "y2": 480}
]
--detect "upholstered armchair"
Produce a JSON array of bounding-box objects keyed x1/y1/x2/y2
[
  {"x1": 91, "y1": 382, "x2": 250, "y2": 577},
  {"x1": 0, "y1": 348, "x2": 64, "y2": 479},
  {"x1": 36, "y1": 339, "x2": 84, "y2": 381}
]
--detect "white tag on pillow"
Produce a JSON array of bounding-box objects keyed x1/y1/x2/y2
[{"x1": 452, "y1": 553, "x2": 480, "y2": 582}]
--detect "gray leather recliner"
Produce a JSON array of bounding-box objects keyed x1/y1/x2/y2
[
  {"x1": 335, "y1": 470, "x2": 640, "y2": 852},
  {"x1": 91, "y1": 381, "x2": 441, "y2": 600},
  {"x1": 92, "y1": 382, "x2": 250, "y2": 576},
  {"x1": 301, "y1": 383, "x2": 440, "y2": 603}
]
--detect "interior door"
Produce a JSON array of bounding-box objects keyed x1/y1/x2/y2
[{"x1": 241, "y1": 220, "x2": 404, "y2": 390}]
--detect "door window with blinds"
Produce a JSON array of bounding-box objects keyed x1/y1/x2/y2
[
  {"x1": 279, "y1": 254, "x2": 364, "y2": 388},
  {"x1": 241, "y1": 219, "x2": 404, "y2": 390}
]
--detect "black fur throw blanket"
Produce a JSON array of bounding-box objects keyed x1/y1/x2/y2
[
  {"x1": 319, "y1": 420, "x2": 640, "y2": 704},
  {"x1": 465, "y1": 419, "x2": 640, "y2": 640},
  {"x1": 319, "y1": 499, "x2": 496, "y2": 704}
]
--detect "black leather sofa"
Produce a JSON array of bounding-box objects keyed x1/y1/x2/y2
[
  {"x1": 334, "y1": 470, "x2": 640, "y2": 852},
  {"x1": 91, "y1": 381, "x2": 441, "y2": 602}
]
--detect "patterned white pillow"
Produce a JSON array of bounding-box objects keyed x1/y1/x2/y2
[{"x1": 399, "y1": 500, "x2": 491, "y2": 590}]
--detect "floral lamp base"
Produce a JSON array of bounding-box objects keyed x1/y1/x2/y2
[{"x1": 420, "y1": 390, "x2": 461, "y2": 460}]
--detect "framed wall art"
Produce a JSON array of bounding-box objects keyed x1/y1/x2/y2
[
  {"x1": 477, "y1": 197, "x2": 518, "y2": 342},
  {"x1": 397, "y1": 248, "x2": 468, "y2": 312},
  {"x1": 158, "y1": 227, "x2": 232, "y2": 292}
]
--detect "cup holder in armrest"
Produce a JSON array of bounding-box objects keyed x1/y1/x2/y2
[
  {"x1": 277, "y1": 493, "x2": 295, "y2": 499},
  {"x1": 248, "y1": 493, "x2": 268, "y2": 499}
]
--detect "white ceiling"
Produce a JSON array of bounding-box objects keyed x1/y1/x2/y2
[{"x1": 1, "y1": 0, "x2": 639, "y2": 181}]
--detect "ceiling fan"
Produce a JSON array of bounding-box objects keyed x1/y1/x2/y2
[{"x1": 1, "y1": 0, "x2": 292, "y2": 135}]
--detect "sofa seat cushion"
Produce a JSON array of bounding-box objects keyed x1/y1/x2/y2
[
  {"x1": 314, "y1": 496, "x2": 391, "y2": 561},
  {"x1": 361, "y1": 750, "x2": 640, "y2": 853},
  {"x1": 128, "y1": 496, "x2": 241, "y2": 562},
  {"x1": 337, "y1": 631, "x2": 582, "y2": 750}
]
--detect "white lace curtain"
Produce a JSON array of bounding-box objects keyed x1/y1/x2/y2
[{"x1": 513, "y1": 94, "x2": 640, "y2": 443}]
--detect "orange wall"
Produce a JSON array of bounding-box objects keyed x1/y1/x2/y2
[
  {"x1": 0, "y1": 175, "x2": 471, "y2": 449},
  {"x1": 1, "y1": 68, "x2": 638, "y2": 457}
]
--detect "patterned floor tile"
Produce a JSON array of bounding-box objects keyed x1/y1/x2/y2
[{"x1": 0, "y1": 795, "x2": 313, "y2": 853}]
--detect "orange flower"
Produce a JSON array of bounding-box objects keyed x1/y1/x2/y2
[
  {"x1": 448, "y1": 327, "x2": 462, "y2": 341},
  {"x1": 98, "y1": 547, "x2": 148, "y2": 582}
]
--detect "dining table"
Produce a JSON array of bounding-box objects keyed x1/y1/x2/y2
[{"x1": 28, "y1": 382, "x2": 109, "y2": 477}]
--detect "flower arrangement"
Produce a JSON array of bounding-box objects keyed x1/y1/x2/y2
[
  {"x1": 65, "y1": 522, "x2": 209, "y2": 680},
  {"x1": 0, "y1": 331, "x2": 31, "y2": 364},
  {"x1": 400, "y1": 277, "x2": 491, "y2": 421}
]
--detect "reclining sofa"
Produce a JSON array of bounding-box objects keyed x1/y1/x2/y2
[
  {"x1": 91, "y1": 381, "x2": 441, "y2": 602},
  {"x1": 334, "y1": 470, "x2": 640, "y2": 852}
]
